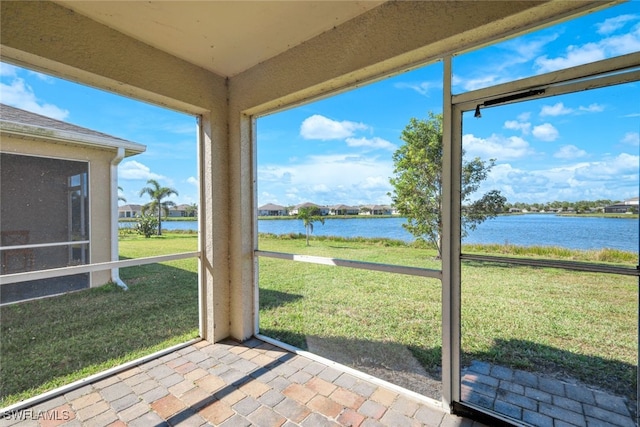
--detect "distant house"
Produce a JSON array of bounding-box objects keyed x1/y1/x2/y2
[
  {"x1": 258, "y1": 203, "x2": 287, "y2": 216},
  {"x1": 119, "y1": 204, "x2": 143, "y2": 218},
  {"x1": 173, "y1": 204, "x2": 198, "y2": 217},
  {"x1": 289, "y1": 202, "x2": 329, "y2": 216},
  {"x1": 604, "y1": 197, "x2": 639, "y2": 213},
  {"x1": 329, "y1": 204, "x2": 359, "y2": 215},
  {"x1": 1, "y1": 103, "x2": 145, "y2": 304},
  {"x1": 168, "y1": 204, "x2": 194, "y2": 217},
  {"x1": 360, "y1": 205, "x2": 392, "y2": 215}
]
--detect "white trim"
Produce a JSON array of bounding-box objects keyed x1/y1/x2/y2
[
  {"x1": 0, "y1": 120, "x2": 146, "y2": 156},
  {"x1": 0, "y1": 240, "x2": 90, "y2": 251},
  {"x1": 453, "y1": 52, "x2": 640, "y2": 108},
  {"x1": 0, "y1": 338, "x2": 202, "y2": 415},
  {"x1": 255, "y1": 250, "x2": 442, "y2": 279},
  {"x1": 0, "y1": 252, "x2": 199, "y2": 285}
]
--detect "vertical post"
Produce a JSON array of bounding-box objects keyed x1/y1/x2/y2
[{"x1": 441, "y1": 56, "x2": 462, "y2": 410}]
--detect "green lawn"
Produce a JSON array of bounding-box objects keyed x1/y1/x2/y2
[
  {"x1": 1, "y1": 232, "x2": 637, "y2": 406},
  {"x1": 0, "y1": 234, "x2": 199, "y2": 406}
]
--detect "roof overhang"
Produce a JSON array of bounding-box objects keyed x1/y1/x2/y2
[
  {"x1": 0, "y1": 120, "x2": 146, "y2": 157},
  {"x1": 0, "y1": 1, "x2": 616, "y2": 116}
]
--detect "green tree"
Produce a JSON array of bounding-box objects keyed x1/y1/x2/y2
[
  {"x1": 388, "y1": 112, "x2": 505, "y2": 258},
  {"x1": 297, "y1": 207, "x2": 325, "y2": 246},
  {"x1": 139, "y1": 179, "x2": 179, "y2": 236},
  {"x1": 185, "y1": 203, "x2": 198, "y2": 218}
]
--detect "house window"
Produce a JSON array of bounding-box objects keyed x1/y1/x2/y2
[{"x1": 0, "y1": 153, "x2": 90, "y2": 303}]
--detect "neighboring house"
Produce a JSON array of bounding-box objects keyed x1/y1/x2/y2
[
  {"x1": 289, "y1": 202, "x2": 329, "y2": 216},
  {"x1": 329, "y1": 204, "x2": 359, "y2": 216},
  {"x1": 360, "y1": 205, "x2": 392, "y2": 215},
  {"x1": 258, "y1": 203, "x2": 287, "y2": 216},
  {"x1": 605, "y1": 197, "x2": 639, "y2": 213},
  {"x1": 0, "y1": 103, "x2": 145, "y2": 304},
  {"x1": 118, "y1": 204, "x2": 143, "y2": 218},
  {"x1": 172, "y1": 204, "x2": 198, "y2": 217},
  {"x1": 168, "y1": 204, "x2": 187, "y2": 217}
]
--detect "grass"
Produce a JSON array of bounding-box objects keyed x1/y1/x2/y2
[
  {"x1": 1, "y1": 232, "x2": 637, "y2": 406},
  {"x1": 258, "y1": 234, "x2": 638, "y2": 400},
  {"x1": 0, "y1": 234, "x2": 199, "y2": 407}
]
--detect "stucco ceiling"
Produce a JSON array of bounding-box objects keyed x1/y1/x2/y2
[{"x1": 55, "y1": 1, "x2": 385, "y2": 78}]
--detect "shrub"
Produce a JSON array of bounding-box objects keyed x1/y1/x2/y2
[{"x1": 135, "y1": 214, "x2": 159, "y2": 238}]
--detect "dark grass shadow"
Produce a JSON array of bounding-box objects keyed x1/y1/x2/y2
[
  {"x1": 463, "y1": 338, "x2": 637, "y2": 400},
  {"x1": 260, "y1": 328, "x2": 636, "y2": 404},
  {"x1": 259, "y1": 289, "x2": 303, "y2": 310},
  {"x1": 258, "y1": 327, "x2": 443, "y2": 400},
  {"x1": 0, "y1": 260, "x2": 198, "y2": 402}
]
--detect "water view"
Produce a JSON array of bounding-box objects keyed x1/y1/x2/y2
[{"x1": 136, "y1": 214, "x2": 639, "y2": 253}]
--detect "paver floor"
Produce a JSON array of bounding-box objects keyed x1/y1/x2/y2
[
  {"x1": 0, "y1": 338, "x2": 482, "y2": 427},
  {"x1": 461, "y1": 360, "x2": 637, "y2": 427}
]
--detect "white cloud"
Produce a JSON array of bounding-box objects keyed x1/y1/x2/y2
[
  {"x1": 573, "y1": 153, "x2": 639, "y2": 181},
  {"x1": 532, "y1": 123, "x2": 559, "y2": 142},
  {"x1": 500, "y1": 33, "x2": 561, "y2": 65},
  {"x1": 452, "y1": 33, "x2": 559, "y2": 91},
  {"x1": 463, "y1": 133, "x2": 534, "y2": 161},
  {"x1": 0, "y1": 78, "x2": 69, "y2": 120},
  {"x1": 504, "y1": 120, "x2": 531, "y2": 134},
  {"x1": 28, "y1": 70, "x2": 55, "y2": 83},
  {"x1": 345, "y1": 136, "x2": 396, "y2": 151},
  {"x1": 0, "y1": 62, "x2": 19, "y2": 77},
  {"x1": 535, "y1": 43, "x2": 605, "y2": 73},
  {"x1": 621, "y1": 132, "x2": 640, "y2": 146},
  {"x1": 119, "y1": 160, "x2": 166, "y2": 181},
  {"x1": 554, "y1": 145, "x2": 587, "y2": 159},
  {"x1": 394, "y1": 80, "x2": 441, "y2": 96},
  {"x1": 257, "y1": 153, "x2": 394, "y2": 206},
  {"x1": 300, "y1": 114, "x2": 368, "y2": 140},
  {"x1": 535, "y1": 25, "x2": 640, "y2": 73},
  {"x1": 597, "y1": 14, "x2": 639, "y2": 35},
  {"x1": 482, "y1": 152, "x2": 639, "y2": 203},
  {"x1": 578, "y1": 103, "x2": 605, "y2": 113},
  {"x1": 453, "y1": 74, "x2": 502, "y2": 92},
  {"x1": 540, "y1": 102, "x2": 573, "y2": 117},
  {"x1": 186, "y1": 176, "x2": 199, "y2": 186},
  {"x1": 539, "y1": 102, "x2": 603, "y2": 118},
  {"x1": 517, "y1": 112, "x2": 531, "y2": 121}
]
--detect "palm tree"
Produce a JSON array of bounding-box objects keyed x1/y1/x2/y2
[
  {"x1": 139, "y1": 179, "x2": 178, "y2": 235},
  {"x1": 118, "y1": 186, "x2": 127, "y2": 204},
  {"x1": 297, "y1": 207, "x2": 325, "y2": 246}
]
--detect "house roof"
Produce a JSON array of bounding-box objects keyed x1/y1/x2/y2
[
  {"x1": 118, "y1": 204, "x2": 143, "y2": 211},
  {"x1": 0, "y1": 103, "x2": 146, "y2": 156},
  {"x1": 258, "y1": 203, "x2": 287, "y2": 211}
]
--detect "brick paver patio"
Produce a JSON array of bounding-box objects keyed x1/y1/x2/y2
[
  {"x1": 461, "y1": 360, "x2": 636, "y2": 427},
  {"x1": 0, "y1": 338, "x2": 482, "y2": 427},
  {"x1": 3, "y1": 338, "x2": 635, "y2": 426}
]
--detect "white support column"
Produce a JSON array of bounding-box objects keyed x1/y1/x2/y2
[{"x1": 441, "y1": 56, "x2": 462, "y2": 411}]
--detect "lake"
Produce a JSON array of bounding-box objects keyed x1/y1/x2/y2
[{"x1": 128, "y1": 214, "x2": 639, "y2": 253}]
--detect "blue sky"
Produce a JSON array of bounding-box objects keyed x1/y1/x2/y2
[{"x1": 1, "y1": 2, "x2": 639, "y2": 208}]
